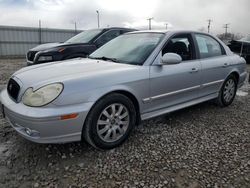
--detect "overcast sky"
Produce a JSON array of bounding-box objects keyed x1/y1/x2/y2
[{"x1": 0, "y1": 0, "x2": 249, "y2": 35}]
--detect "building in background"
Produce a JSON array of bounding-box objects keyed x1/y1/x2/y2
[{"x1": 0, "y1": 25, "x2": 81, "y2": 58}]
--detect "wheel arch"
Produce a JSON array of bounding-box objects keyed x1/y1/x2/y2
[
  {"x1": 85, "y1": 89, "x2": 141, "y2": 127},
  {"x1": 112, "y1": 90, "x2": 141, "y2": 125},
  {"x1": 227, "y1": 70, "x2": 240, "y2": 84}
]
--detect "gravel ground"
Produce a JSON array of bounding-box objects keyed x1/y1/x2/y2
[{"x1": 0, "y1": 59, "x2": 249, "y2": 188}]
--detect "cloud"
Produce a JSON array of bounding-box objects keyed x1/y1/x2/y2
[
  {"x1": 0, "y1": 0, "x2": 249, "y2": 35},
  {"x1": 153, "y1": 0, "x2": 250, "y2": 34}
]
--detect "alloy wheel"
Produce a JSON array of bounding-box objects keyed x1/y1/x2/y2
[
  {"x1": 223, "y1": 79, "x2": 236, "y2": 103},
  {"x1": 96, "y1": 103, "x2": 130, "y2": 143}
]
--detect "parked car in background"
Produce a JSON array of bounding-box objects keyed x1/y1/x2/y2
[
  {"x1": 228, "y1": 35, "x2": 250, "y2": 64},
  {"x1": 0, "y1": 30, "x2": 247, "y2": 149},
  {"x1": 26, "y1": 27, "x2": 136, "y2": 66}
]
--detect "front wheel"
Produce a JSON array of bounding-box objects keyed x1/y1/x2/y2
[
  {"x1": 83, "y1": 93, "x2": 136, "y2": 149},
  {"x1": 216, "y1": 75, "x2": 237, "y2": 107}
]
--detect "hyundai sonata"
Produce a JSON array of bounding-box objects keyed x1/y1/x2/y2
[{"x1": 0, "y1": 30, "x2": 247, "y2": 149}]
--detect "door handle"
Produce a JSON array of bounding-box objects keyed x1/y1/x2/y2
[
  {"x1": 190, "y1": 68, "x2": 199, "y2": 73},
  {"x1": 223, "y1": 63, "x2": 229, "y2": 67}
]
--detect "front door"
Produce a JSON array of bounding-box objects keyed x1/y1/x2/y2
[{"x1": 147, "y1": 34, "x2": 201, "y2": 113}]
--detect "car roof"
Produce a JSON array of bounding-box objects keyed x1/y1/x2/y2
[
  {"x1": 127, "y1": 29, "x2": 212, "y2": 35},
  {"x1": 101, "y1": 27, "x2": 137, "y2": 31}
]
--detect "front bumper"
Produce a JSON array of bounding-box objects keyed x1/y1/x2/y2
[
  {"x1": 0, "y1": 89, "x2": 93, "y2": 144},
  {"x1": 27, "y1": 51, "x2": 63, "y2": 66}
]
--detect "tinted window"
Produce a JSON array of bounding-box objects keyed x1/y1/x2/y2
[
  {"x1": 89, "y1": 33, "x2": 164, "y2": 65},
  {"x1": 195, "y1": 34, "x2": 223, "y2": 58},
  {"x1": 95, "y1": 30, "x2": 121, "y2": 47},
  {"x1": 162, "y1": 34, "x2": 195, "y2": 61},
  {"x1": 65, "y1": 29, "x2": 103, "y2": 44}
]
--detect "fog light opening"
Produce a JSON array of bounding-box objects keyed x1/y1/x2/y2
[{"x1": 25, "y1": 128, "x2": 32, "y2": 136}]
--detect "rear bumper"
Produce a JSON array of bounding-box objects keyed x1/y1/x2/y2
[{"x1": 0, "y1": 89, "x2": 93, "y2": 143}]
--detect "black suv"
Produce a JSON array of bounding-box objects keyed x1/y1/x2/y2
[
  {"x1": 228, "y1": 36, "x2": 250, "y2": 64},
  {"x1": 26, "y1": 27, "x2": 136, "y2": 66}
]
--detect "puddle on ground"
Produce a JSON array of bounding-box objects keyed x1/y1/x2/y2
[{"x1": 237, "y1": 90, "x2": 248, "y2": 97}]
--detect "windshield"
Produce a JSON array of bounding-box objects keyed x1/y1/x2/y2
[
  {"x1": 89, "y1": 33, "x2": 164, "y2": 65},
  {"x1": 65, "y1": 29, "x2": 103, "y2": 43}
]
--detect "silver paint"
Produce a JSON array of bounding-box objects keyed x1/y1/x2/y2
[{"x1": 0, "y1": 30, "x2": 247, "y2": 144}]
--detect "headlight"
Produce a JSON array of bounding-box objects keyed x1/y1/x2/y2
[
  {"x1": 38, "y1": 55, "x2": 53, "y2": 62},
  {"x1": 22, "y1": 83, "x2": 63, "y2": 107}
]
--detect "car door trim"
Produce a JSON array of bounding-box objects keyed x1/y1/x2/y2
[
  {"x1": 143, "y1": 79, "x2": 224, "y2": 103},
  {"x1": 202, "y1": 79, "x2": 224, "y2": 87},
  {"x1": 143, "y1": 85, "x2": 201, "y2": 102}
]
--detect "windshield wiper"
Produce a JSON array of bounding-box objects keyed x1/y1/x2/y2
[{"x1": 89, "y1": 56, "x2": 118, "y2": 63}]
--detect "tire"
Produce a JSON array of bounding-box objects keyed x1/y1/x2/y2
[
  {"x1": 83, "y1": 93, "x2": 136, "y2": 149},
  {"x1": 216, "y1": 74, "x2": 237, "y2": 107}
]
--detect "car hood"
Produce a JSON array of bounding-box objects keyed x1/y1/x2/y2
[
  {"x1": 30, "y1": 43, "x2": 62, "y2": 51},
  {"x1": 13, "y1": 58, "x2": 140, "y2": 89},
  {"x1": 30, "y1": 42, "x2": 91, "y2": 51}
]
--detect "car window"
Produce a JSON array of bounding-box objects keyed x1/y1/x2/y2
[
  {"x1": 95, "y1": 30, "x2": 121, "y2": 47},
  {"x1": 195, "y1": 34, "x2": 223, "y2": 58},
  {"x1": 162, "y1": 34, "x2": 195, "y2": 61},
  {"x1": 65, "y1": 29, "x2": 103, "y2": 44}
]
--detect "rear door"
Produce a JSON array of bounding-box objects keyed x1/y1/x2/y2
[{"x1": 193, "y1": 34, "x2": 230, "y2": 97}]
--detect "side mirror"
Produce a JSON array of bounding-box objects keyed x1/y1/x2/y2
[{"x1": 161, "y1": 53, "x2": 182, "y2": 65}]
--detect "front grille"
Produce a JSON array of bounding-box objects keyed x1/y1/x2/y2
[
  {"x1": 27, "y1": 51, "x2": 37, "y2": 61},
  {"x1": 7, "y1": 78, "x2": 20, "y2": 101}
]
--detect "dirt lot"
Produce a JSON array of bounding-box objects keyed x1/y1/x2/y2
[{"x1": 0, "y1": 59, "x2": 249, "y2": 188}]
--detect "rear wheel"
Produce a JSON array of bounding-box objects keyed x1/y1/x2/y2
[
  {"x1": 216, "y1": 75, "x2": 237, "y2": 107},
  {"x1": 83, "y1": 93, "x2": 136, "y2": 149}
]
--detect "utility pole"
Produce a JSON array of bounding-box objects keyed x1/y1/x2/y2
[
  {"x1": 74, "y1": 22, "x2": 77, "y2": 34},
  {"x1": 96, "y1": 10, "x2": 100, "y2": 28},
  {"x1": 207, "y1": 19, "x2": 212, "y2": 33},
  {"x1": 223, "y1": 23, "x2": 230, "y2": 36},
  {"x1": 38, "y1": 20, "x2": 42, "y2": 44},
  {"x1": 165, "y1": 23, "x2": 168, "y2": 30},
  {"x1": 147, "y1": 17, "x2": 153, "y2": 30}
]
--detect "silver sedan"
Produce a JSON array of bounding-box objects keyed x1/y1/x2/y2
[{"x1": 0, "y1": 30, "x2": 247, "y2": 149}]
